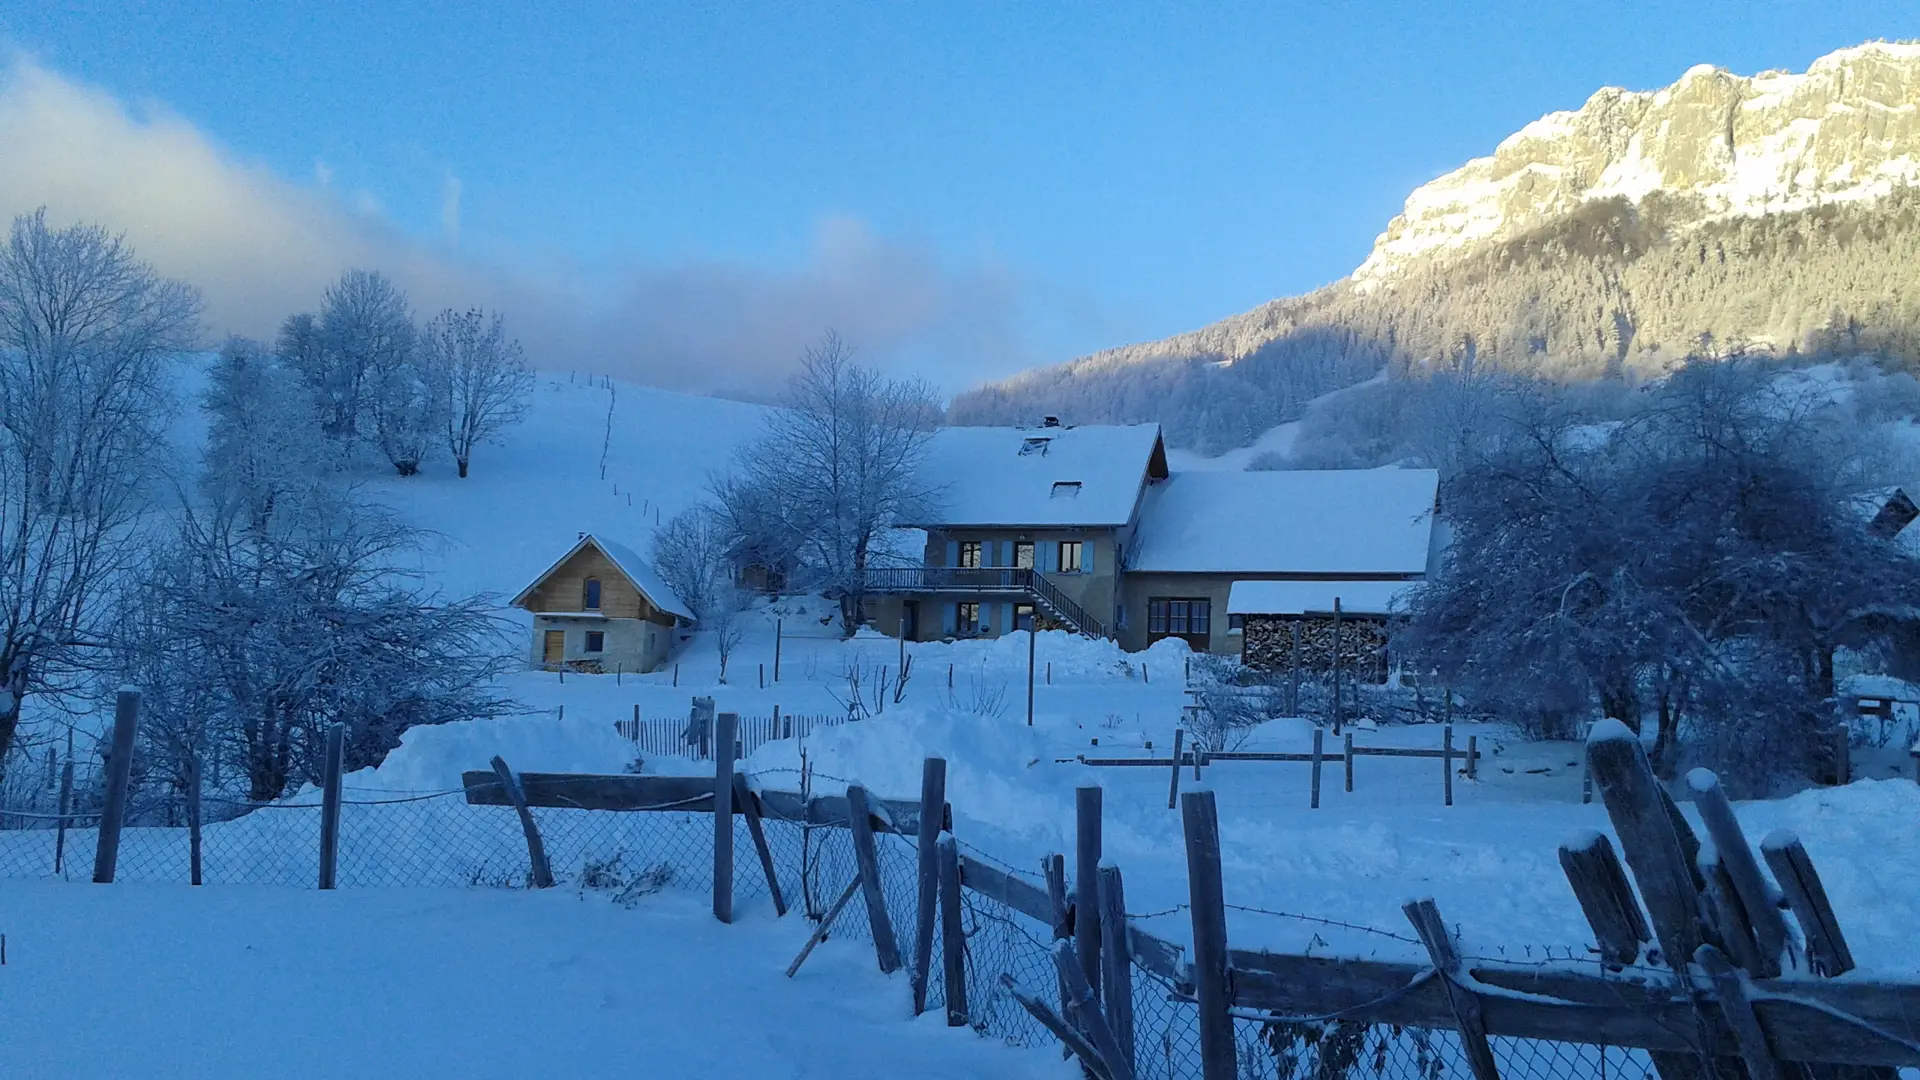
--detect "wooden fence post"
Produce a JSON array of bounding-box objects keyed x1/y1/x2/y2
[
  {"x1": 774, "y1": 618, "x2": 782, "y2": 682},
  {"x1": 92, "y1": 687, "x2": 141, "y2": 884},
  {"x1": 1697, "y1": 945, "x2": 1786, "y2": 1080},
  {"x1": 1343, "y1": 730, "x2": 1354, "y2": 793},
  {"x1": 1076, "y1": 784, "x2": 1103, "y2": 1010},
  {"x1": 490, "y1": 754, "x2": 555, "y2": 888},
  {"x1": 1759, "y1": 831, "x2": 1854, "y2": 976},
  {"x1": 845, "y1": 784, "x2": 903, "y2": 972},
  {"x1": 1557, "y1": 832, "x2": 1649, "y2": 966},
  {"x1": 938, "y1": 832, "x2": 968, "y2": 1026},
  {"x1": 318, "y1": 722, "x2": 345, "y2": 889},
  {"x1": 1289, "y1": 619, "x2": 1301, "y2": 715},
  {"x1": 1404, "y1": 898, "x2": 1500, "y2": 1080},
  {"x1": 187, "y1": 753, "x2": 204, "y2": 887},
  {"x1": 1686, "y1": 769, "x2": 1787, "y2": 976},
  {"x1": 1052, "y1": 942, "x2": 1137, "y2": 1080},
  {"x1": 1166, "y1": 728, "x2": 1185, "y2": 810},
  {"x1": 1310, "y1": 727, "x2": 1324, "y2": 809},
  {"x1": 1098, "y1": 863, "x2": 1135, "y2": 1076},
  {"x1": 913, "y1": 757, "x2": 949, "y2": 1015},
  {"x1": 1331, "y1": 598, "x2": 1344, "y2": 734},
  {"x1": 1180, "y1": 789, "x2": 1235, "y2": 1080},
  {"x1": 713, "y1": 712, "x2": 738, "y2": 923},
  {"x1": 731, "y1": 772, "x2": 786, "y2": 915},
  {"x1": 53, "y1": 757, "x2": 73, "y2": 876},
  {"x1": 1045, "y1": 852, "x2": 1073, "y2": 1029},
  {"x1": 1443, "y1": 723, "x2": 1454, "y2": 807},
  {"x1": 1585, "y1": 721, "x2": 1701, "y2": 971},
  {"x1": 1466, "y1": 734, "x2": 1478, "y2": 781}
]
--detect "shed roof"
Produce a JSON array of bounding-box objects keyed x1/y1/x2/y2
[
  {"x1": 509, "y1": 533, "x2": 696, "y2": 622},
  {"x1": 901, "y1": 423, "x2": 1168, "y2": 528},
  {"x1": 1227, "y1": 579, "x2": 1416, "y2": 616},
  {"x1": 1128, "y1": 468, "x2": 1439, "y2": 574}
]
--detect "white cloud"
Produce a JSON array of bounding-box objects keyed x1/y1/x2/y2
[{"x1": 0, "y1": 55, "x2": 1048, "y2": 392}]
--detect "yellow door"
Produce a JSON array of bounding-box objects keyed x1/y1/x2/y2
[{"x1": 542, "y1": 629, "x2": 565, "y2": 666}]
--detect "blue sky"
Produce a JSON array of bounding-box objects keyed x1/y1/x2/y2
[{"x1": 3, "y1": 3, "x2": 1917, "y2": 391}]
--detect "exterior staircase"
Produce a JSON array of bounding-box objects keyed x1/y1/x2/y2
[{"x1": 860, "y1": 567, "x2": 1108, "y2": 638}]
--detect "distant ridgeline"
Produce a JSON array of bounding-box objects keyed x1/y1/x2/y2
[{"x1": 952, "y1": 43, "x2": 1920, "y2": 454}]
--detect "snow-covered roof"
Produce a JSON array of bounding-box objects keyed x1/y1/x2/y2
[
  {"x1": 1129, "y1": 468, "x2": 1439, "y2": 574},
  {"x1": 1227, "y1": 579, "x2": 1416, "y2": 616},
  {"x1": 903, "y1": 423, "x2": 1168, "y2": 528},
  {"x1": 510, "y1": 534, "x2": 696, "y2": 622}
]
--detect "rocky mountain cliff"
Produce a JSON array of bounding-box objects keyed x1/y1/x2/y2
[{"x1": 951, "y1": 42, "x2": 1920, "y2": 453}]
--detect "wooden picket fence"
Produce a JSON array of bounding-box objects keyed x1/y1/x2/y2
[
  {"x1": 612, "y1": 710, "x2": 852, "y2": 761},
  {"x1": 466, "y1": 714, "x2": 1920, "y2": 1080}
]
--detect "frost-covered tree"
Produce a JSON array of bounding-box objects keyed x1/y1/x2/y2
[
  {"x1": 0, "y1": 209, "x2": 199, "y2": 771},
  {"x1": 283, "y1": 269, "x2": 414, "y2": 443},
  {"x1": 719, "y1": 332, "x2": 942, "y2": 630},
  {"x1": 419, "y1": 308, "x2": 532, "y2": 478},
  {"x1": 653, "y1": 505, "x2": 751, "y2": 677},
  {"x1": 202, "y1": 336, "x2": 335, "y2": 526},
  {"x1": 366, "y1": 344, "x2": 441, "y2": 476}
]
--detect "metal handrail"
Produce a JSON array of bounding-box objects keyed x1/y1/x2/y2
[{"x1": 860, "y1": 566, "x2": 1106, "y2": 638}]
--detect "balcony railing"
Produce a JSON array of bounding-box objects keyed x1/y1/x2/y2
[{"x1": 860, "y1": 566, "x2": 1106, "y2": 638}]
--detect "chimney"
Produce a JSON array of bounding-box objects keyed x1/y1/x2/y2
[{"x1": 1042, "y1": 415, "x2": 1061, "y2": 428}]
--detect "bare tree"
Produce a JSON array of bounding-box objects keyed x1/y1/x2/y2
[
  {"x1": 366, "y1": 345, "x2": 441, "y2": 475},
  {"x1": 283, "y1": 269, "x2": 414, "y2": 443},
  {"x1": 653, "y1": 505, "x2": 751, "y2": 678},
  {"x1": 723, "y1": 332, "x2": 942, "y2": 631},
  {"x1": 201, "y1": 336, "x2": 336, "y2": 526},
  {"x1": 0, "y1": 209, "x2": 199, "y2": 771},
  {"x1": 419, "y1": 308, "x2": 533, "y2": 478}
]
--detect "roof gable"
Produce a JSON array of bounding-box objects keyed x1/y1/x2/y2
[
  {"x1": 1129, "y1": 468, "x2": 1440, "y2": 575},
  {"x1": 510, "y1": 534, "x2": 695, "y2": 621},
  {"x1": 903, "y1": 423, "x2": 1166, "y2": 528}
]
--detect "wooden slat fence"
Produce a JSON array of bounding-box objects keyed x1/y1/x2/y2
[{"x1": 613, "y1": 712, "x2": 852, "y2": 761}]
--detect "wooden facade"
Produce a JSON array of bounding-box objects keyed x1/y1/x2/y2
[{"x1": 512, "y1": 536, "x2": 686, "y2": 674}]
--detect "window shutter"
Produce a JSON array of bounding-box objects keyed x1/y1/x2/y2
[
  {"x1": 942, "y1": 604, "x2": 957, "y2": 634},
  {"x1": 1083, "y1": 540, "x2": 1095, "y2": 574},
  {"x1": 1001, "y1": 541, "x2": 1014, "y2": 568},
  {"x1": 945, "y1": 540, "x2": 958, "y2": 568},
  {"x1": 1042, "y1": 542, "x2": 1057, "y2": 572},
  {"x1": 998, "y1": 603, "x2": 1012, "y2": 634}
]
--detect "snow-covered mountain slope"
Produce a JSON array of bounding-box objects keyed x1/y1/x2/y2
[
  {"x1": 1357, "y1": 41, "x2": 1920, "y2": 282},
  {"x1": 366, "y1": 374, "x2": 770, "y2": 602},
  {"x1": 951, "y1": 41, "x2": 1920, "y2": 454}
]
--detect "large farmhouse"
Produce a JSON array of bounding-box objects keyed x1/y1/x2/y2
[
  {"x1": 511, "y1": 533, "x2": 694, "y2": 674},
  {"x1": 861, "y1": 419, "x2": 1441, "y2": 676}
]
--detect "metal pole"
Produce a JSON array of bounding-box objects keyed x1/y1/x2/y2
[{"x1": 1027, "y1": 626, "x2": 1036, "y2": 727}]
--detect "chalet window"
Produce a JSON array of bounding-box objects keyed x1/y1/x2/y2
[
  {"x1": 585, "y1": 631, "x2": 605, "y2": 653},
  {"x1": 1148, "y1": 598, "x2": 1211, "y2": 637},
  {"x1": 957, "y1": 602, "x2": 982, "y2": 634},
  {"x1": 583, "y1": 577, "x2": 602, "y2": 610},
  {"x1": 1228, "y1": 613, "x2": 1245, "y2": 632},
  {"x1": 1020, "y1": 437, "x2": 1051, "y2": 456},
  {"x1": 1058, "y1": 540, "x2": 1083, "y2": 573},
  {"x1": 957, "y1": 541, "x2": 982, "y2": 569},
  {"x1": 1050, "y1": 481, "x2": 1082, "y2": 498},
  {"x1": 1014, "y1": 542, "x2": 1034, "y2": 569}
]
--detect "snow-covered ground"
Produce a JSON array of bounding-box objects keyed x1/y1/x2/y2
[{"x1": 0, "y1": 881, "x2": 1070, "y2": 1080}]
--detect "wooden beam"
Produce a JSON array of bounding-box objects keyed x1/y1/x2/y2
[
  {"x1": 912, "y1": 757, "x2": 948, "y2": 1016},
  {"x1": 490, "y1": 755, "x2": 554, "y2": 888},
  {"x1": 1053, "y1": 941, "x2": 1137, "y2": 1080},
  {"x1": 1558, "y1": 831, "x2": 1650, "y2": 966},
  {"x1": 938, "y1": 834, "x2": 969, "y2": 1027},
  {"x1": 785, "y1": 877, "x2": 861, "y2": 978},
  {"x1": 847, "y1": 784, "x2": 903, "y2": 973},
  {"x1": 1586, "y1": 721, "x2": 1702, "y2": 969},
  {"x1": 1098, "y1": 864, "x2": 1135, "y2": 1077},
  {"x1": 1180, "y1": 789, "x2": 1235, "y2": 1080},
  {"x1": 1404, "y1": 898, "x2": 1500, "y2": 1080},
  {"x1": 92, "y1": 688, "x2": 141, "y2": 884},
  {"x1": 319, "y1": 724, "x2": 345, "y2": 889},
  {"x1": 1311, "y1": 727, "x2": 1324, "y2": 809},
  {"x1": 1045, "y1": 852, "x2": 1072, "y2": 1032},
  {"x1": 1075, "y1": 785, "x2": 1104, "y2": 1010},
  {"x1": 1166, "y1": 728, "x2": 1184, "y2": 810},
  {"x1": 1697, "y1": 945, "x2": 1784, "y2": 1080},
  {"x1": 461, "y1": 771, "x2": 717, "y2": 810},
  {"x1": 732, "y1": 773, "x2": 786, "y2": 916},
  {"x1": 712, "y1": 712, "x2": 737, "y2": 924},
  {"x1": 957, "y1": 852, "x2": 1055, "y2": 925},
  {"x1": 999, "y1": 973, "x2": 1113, "y2": 1080},
  {"x1": 1760, "y1": 831, "x2": 1854, "y2": 977}
]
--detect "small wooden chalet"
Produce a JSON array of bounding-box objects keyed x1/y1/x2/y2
[{"x1": 510, "y1": 533, "x2": 694, "y2": 674}]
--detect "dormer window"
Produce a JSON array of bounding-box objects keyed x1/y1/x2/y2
[
  {"x1": 583, "y1": 577, "x2": 602, "y2": 610},
  {"x1": 1020, "y1": 437, "x2": 1051, "y2": 456},
  {"x1": 1050, "y1": 481, "x2": 1082, "y2": 498}
]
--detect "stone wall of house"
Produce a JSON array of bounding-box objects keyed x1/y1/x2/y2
[{"x1": 1242, "y1": 614, "x2": 1390, "y2": 682}]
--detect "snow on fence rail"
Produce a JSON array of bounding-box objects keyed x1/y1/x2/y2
[{"x1": 5, "y1": 701, "x2": 1918, "y2": 1080}]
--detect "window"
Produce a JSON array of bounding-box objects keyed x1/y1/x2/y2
[
  {"x1": 585, "y1": 631, "x2": 605, "y2": 653},
  {"x1": 1014, "y1": 542, "x2": 1034, "y2": 569},
  {"x1": 957, "y1": 602, "x2": 981, "y2": 634},
  {"x1": 957, "y1": 541, "x2": 982, "y2": 569},
  {"x1": 1019, "y1": 437, "x2": 1051, "y2": 456},
  {"x1": 1147, "y1": 598, "x2": 1211, "y2": 639},
  {"x1": 1058, "y1": 540, "x2": 1083, "y2": 573},
  {"x1": 1050, "y1": 481, "x2": 1082, "y2": 498},
  {"x1": 583, "y1": 577, "x2": 602, "y2": 610},
  {"x1": 1228, "y1": 613, "x2": 1245, "y2": 632}
]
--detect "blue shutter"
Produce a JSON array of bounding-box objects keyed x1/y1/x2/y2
[
  {"x1": 998, "y1": 603, "x2": 1012, "y2": 635},
  {"x1": 1042, "y1": 542, "x2": 1057, "y2": 572},
  {"x1": 1083, "y1": 539, "x2": 1095, "y2": 574},
  {"x1": 1001, "y1": 541, "x2": 1014, "y2": 568},
  {"x1": 942, "y1": 604, "x2": 957, "y2": 634},
  {"x1": 945, "y1": 539, "x2": 958, "y2": 568}
]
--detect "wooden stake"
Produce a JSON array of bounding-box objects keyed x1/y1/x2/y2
[
  {"x1": 318, "y1": 723, "x2": 345, "y2": 889},
  {"x1": 187, "y1": 754, "x2": 203, "y2": 887},
  {"x1": 1760, "y1": 831, "x2": 1854, "y2": 976},
  {"x1": 846, "y1": 784, "x2": 902, "y2": 972},
  {"x1": 1696, "y1": 945, "x2": 1785, "y2": 1080},
  {"x1": 1443, "y1": 723, "x2": 1454, "y2": 806},
  {"x1": 786, "y1": 877, "x2": 861, "y2": 978},
  {"x1": 1405, "y1": 897, "x2": 1501, "y2": 1080},
  {"x1": 1310, "y1": 727, "x2": 1324, "y2": 809},
  {"x1": 1053, "y1": 942, "x2": 1137, "y2": 1080},
  {"x1": 1343, "y1": 730, "x2": 1354, "y2": 793},
  {"x1": 912, "y1": 758, "x2": 948, "y2": 1015},
  {"x1": 1075, "y1": 785, "x2": 1103, "y2": 1008},
  {"x1": 732, "y1": 772, "x2": 786, "y2": 916},
  {"x1": 490, "y1": 754, "x2": 554, "y2": 888},
  {"x1": 1586, "y1": 722, "x2": 1701, "y2": 969},
  {"x1": 1000, "y1": 972, "x2": 1115, "y2": 1080},
  {"x1": 712, "y1": 712, "x2": 737, "y2": 922},
  {"x1": 1557, "y1": 832, "x2": 1650, "y2": 966},
  {"x1": 1098, "y1": 863, "x2": 1135, "y2": 1076},
  {"x1": 1045, "y1": 852, "x2": 1072, "y2": 1029},
  {"x1": 939, "y1": 833, "x2": 969, "y2": 1026},
  {"x1": 1466, "y1": 734, "x2": 1478, "y2": 780},
  {"x1": 1180, "y1": 789, "x2": 1234, "y2": 1080},
  {"x1": 1166, "y1": 728, "x2": 1185, "y2": 810},
  {"x1": 92, "y1": 688, "x2": 141, "y2": 884},
  {"x1": 774, "y1": 618, "x2": 782, "y2": 682},
  {"x1": 53, "y1": 758, "x2": 72, "y2": 876},
  {"x1": 1686, "y1": 769, "x2": 1787, "y2": 976}
]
